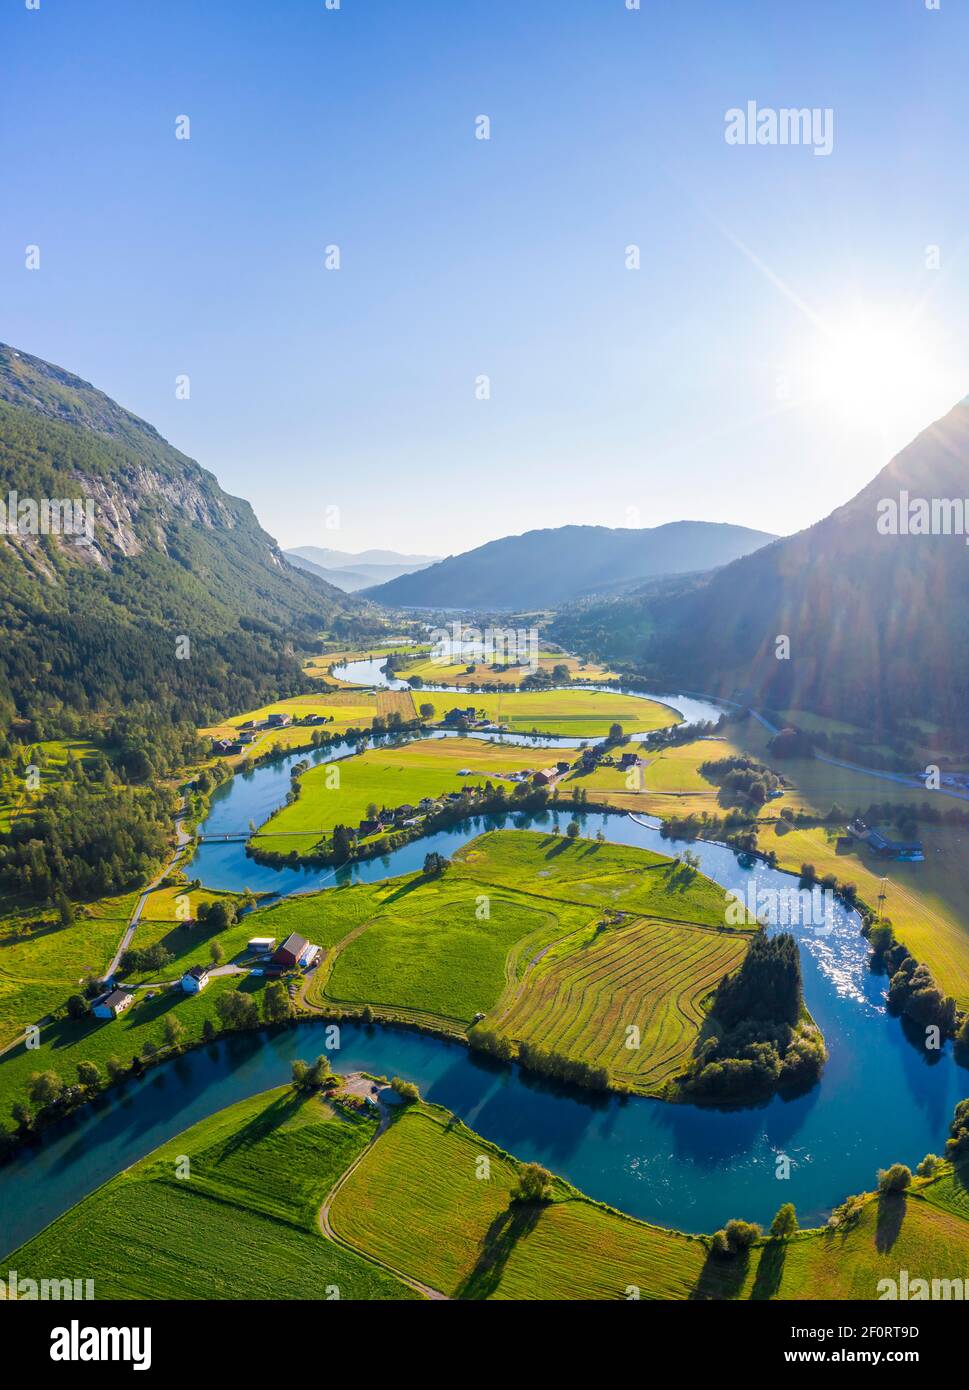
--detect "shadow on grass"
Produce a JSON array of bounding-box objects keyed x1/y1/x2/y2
[
  {"x1": 875, "y1": 1192, "x2": 906, "y2": 1253},
  {"x1": 750, "y1": 1238, "x2": 788, "y2": 1300},
  {"x1": 216, "y1": 1088, "x2": 303, "y2": 1163},
  {"x1": 381, "y1": 877, "x2": 431, "y2": 906},
  {"x1": 544, "y1": 838, "x2": 572, "y2": 861},
  {"x1": 689, "y1": 1245, "x2": 752, "y2": 1300},
  {"x1": 454, "y1": 1200, "x2": 543, "y2": 1300}
]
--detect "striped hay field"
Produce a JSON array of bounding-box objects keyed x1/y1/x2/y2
[
  {"x1": 376, "y1": 688, "x2": 417, "y2": 720},
  {"x1": 488, "y1": 915, "x2": 749, "y2": 1093}
]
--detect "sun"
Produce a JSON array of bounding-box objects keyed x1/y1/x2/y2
[{"x1": 795, "y1": 306, "x2": 962, "y2": 443}]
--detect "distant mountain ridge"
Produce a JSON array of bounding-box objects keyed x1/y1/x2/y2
[
  {"x1": 363, "y1": 521, "x2": 777, "y2": 610},
  {"x1": 552, "y1": 398, "x2": 969, "y2": 728},
  {"x1": 284, "y1": 545, "x2": 439, "y2": 592}
]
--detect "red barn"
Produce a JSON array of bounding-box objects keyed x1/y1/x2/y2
[{"x1": 273, "y1": 932, "x2": 309, "y2": 969}]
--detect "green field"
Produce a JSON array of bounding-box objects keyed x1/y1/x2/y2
[
  {"x1": 330, "y1": 1101, "x2": 969, "y2": 1301},
  {"x1": 201, "y1": 693, "x2": 383, "y2": 760},
  {"x1": 317, "y1": 874, "x2": 591, "y2": 1028},
  {"x1": 429, "y1": 688, "x2": 678, "y2": 737},
  {"x1": 452, "y1": 829, "x2": 730, "y2": 923},
  {"x1": 393, "y1": 652, "x2": 617, "y2": 688},
  {"x1": 487, "y1": 912, "x2": 750, "y2": 1093},
  {"x1": 250, "y1": 737, "x2": 564, "y2": 855},
  {"x1": 0, "y1": 973, "x2": 264, "y2": 1138},
  {"x1": 10, "y1": 1080, "x2": 969, "y2": 1301},
  {"x1": 2, "y1": 1087, "x2": 413, "y2": 1299},
  {"x1": 579, "y1": 734, "x2": 791, "y2": 820},
  {"x1": 0, "y1": 891, "x2": 139, "y2": 1048},
  {"x1": 301, "y1": 828, "x2": 738, "y2": 1075},
  {"x1": 330, "y1": 1102, "x2": 715, "y2": 1299}
]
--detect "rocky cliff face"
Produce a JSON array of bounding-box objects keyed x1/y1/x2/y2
[
  {"x1": 0, "y1": 341, "x2": 358, "y2": 632},
  {"x1": 0, "y1": 343, "x2": 364, "y2": 722}
]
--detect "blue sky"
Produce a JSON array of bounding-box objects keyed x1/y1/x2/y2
[{"x1": 3, "y1": 0, "x2": 968, "y2": 554}]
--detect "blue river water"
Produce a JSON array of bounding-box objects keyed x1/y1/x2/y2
[{"x1": 2, "y1": 687, "x2": 966, "y2": 1256}]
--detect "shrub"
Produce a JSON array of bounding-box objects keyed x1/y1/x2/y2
[
  {"x1": 769, "y1": 1203, "x2": 798, "y2": 1238},
  {"x1": 390, "y1": 1075, "x2": 420, "y2": 1103},
  {"x1": 514, "y1": 1162, "x2": 553, "y2": 1204},
  {"x1": 877, "y1": 1163, "x2": 912, "y2": 1194}
]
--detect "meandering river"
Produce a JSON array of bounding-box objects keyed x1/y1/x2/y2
[{"x1": 2, "y1": 686, "x2": 966, "y2": 1257}]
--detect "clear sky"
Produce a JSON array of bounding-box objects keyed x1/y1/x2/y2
[{"x1": 3, "y1": 0, "x2": 968, "y2": 555}]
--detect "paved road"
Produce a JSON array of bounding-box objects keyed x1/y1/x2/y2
[{"x1": 102, "y1": 797, "x2": 191, "y2": 981}]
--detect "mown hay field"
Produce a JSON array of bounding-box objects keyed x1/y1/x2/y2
[
  {"x1": 488, "y1": 914, "x2": 750, "y2": 1093},
  {"x1": 317, "y1": 874, "x2": 591, "y2": 1028},
  {"x1": 375, "y1": 689, "x2": 417, "y2": 721},
  {"x1": 329, "y1": 1103, "x2": 712, "y2": 1299}
]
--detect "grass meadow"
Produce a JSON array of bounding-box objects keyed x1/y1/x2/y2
[
  {"x1": 249, "y1": 737, "x2": 564, "y2": 855},
  {"x1": 430, "y1": 688, "x2": 678, "y2": 737},
  {"x1": 329, "y1": 1102, "x2": 714, "y2": 1299},
  {"x1": 2, "y1": 1087, "x2": 413, "y2": 1299},
  {"x1": 0, "y1": 891, "x2": 139, "y2": 1048}
]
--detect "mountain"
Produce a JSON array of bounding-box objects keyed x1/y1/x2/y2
[
  {"x1": 289, "y1": 546, "x2": 440, "y2": 568},
  {"x1": 553, "y1": 399, "x2": 969, "y2": 728},
  {"x1": 284, "y1": 546, "x2": 438, "y2": 593},
  {"x1": 363, "y1": 522, "x2": 777, "y2": 610},
  {"x1": 0, "y1": 344, "x2": 366, "y2": 724}
]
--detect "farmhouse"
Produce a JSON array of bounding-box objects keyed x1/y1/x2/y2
[
  {"x1": 533, "y1": 770, "x2": 552, "y2": 786},
  {"x1": 443, "y1": 706, "x2": 477, "y2": 725},
  {"x1": 867, "y1": 827, "x2": 924, "y2": 861},
  {"x1": 618, "y1": 752, "x2": 640, "y2": 770},
  {"x1": 848, "y1": 819, "x2": 924, "y2": 862},
  {"x1": 92, "y1": 988, "x2": 134, "y2": 1020},
  {"x1": 267, "y1": 712, "x2": 292, "y2": 727},
  {"x1": 181, "y1": 964, "x2": 211, "y2": 993},
  {"x1": 273, "y1": 932, "x2": 321, "y2": 970}
]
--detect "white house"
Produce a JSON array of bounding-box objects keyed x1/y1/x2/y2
[
  {"x1": 181, "y1": 964, "x2": 211, "y2": 994},
  {"x1": 247, "y1": 936, "x2": 276, "y2": 954},
  {"x1": 92, "y1": 988, "x2": 134, "y2": 1020}
]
